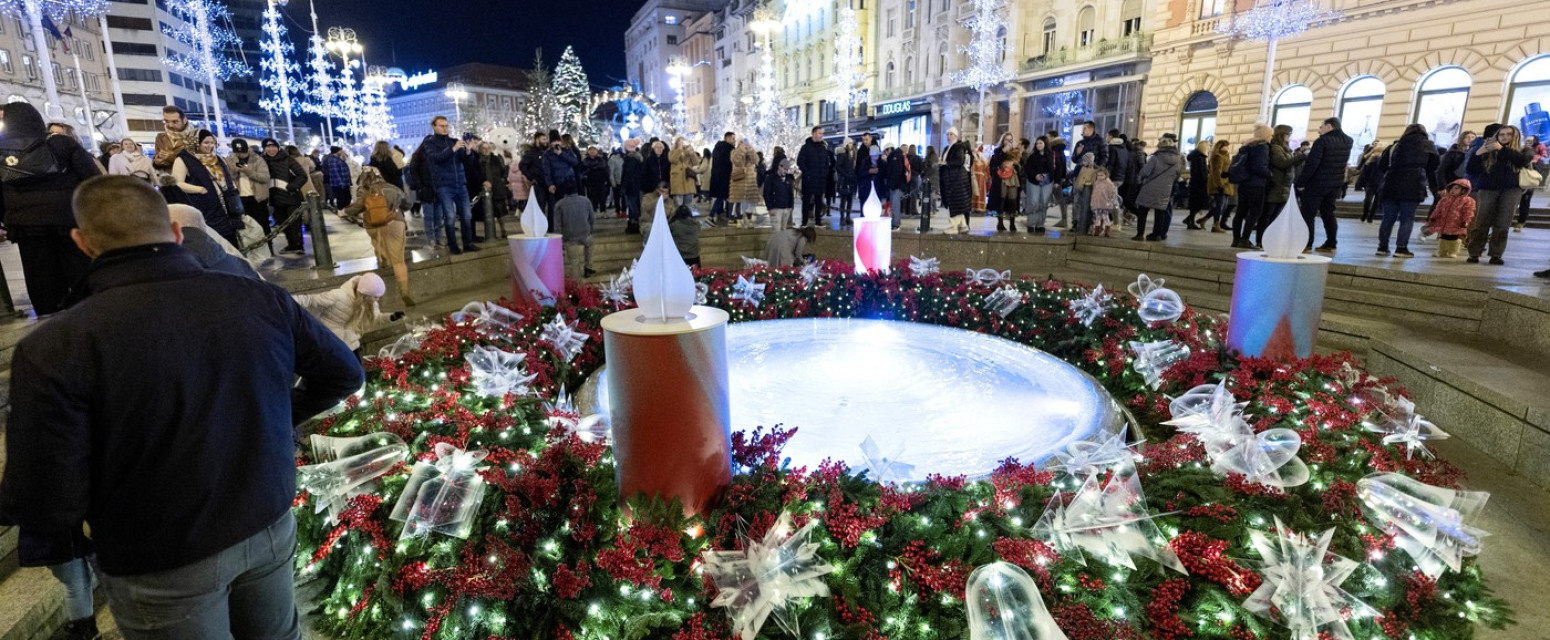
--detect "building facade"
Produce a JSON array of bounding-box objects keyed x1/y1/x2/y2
[
  {"x1": 626, "y1": 0, "x2": 727, "y2": 103},
  {"x1": 384, "y1": 63, "x2": 531, "y2": 150},
  {"x1": 1141, "y1": 0, "x2": 1550, "y2": 164},
  {"x1": 0, "y1": 10, "x2": 121, "y2": 148}
]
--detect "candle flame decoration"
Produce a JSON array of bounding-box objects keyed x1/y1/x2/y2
[
  {"x1": 1262, "y1": 187, "x2": 1309, "y2": 259},
  {"x1": 521, "y1": 193, "x2": 548, "y2": 237},
  {"x1": 861, "y1": 183, "x2": 883, "y2": 219},
  {"x1": 632, "y1": 197, "x2": 696, "y2": 321}
]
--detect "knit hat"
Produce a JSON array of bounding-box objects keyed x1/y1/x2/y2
[
  {"x1": 196, "y1": 129, "x2": 217, "y2": 144},
  {"x1": 352, "y1": 273, "x2": 387, "y2": 298},
  {"x1": 231, "y1": 138, "x2": 249, "y2": 152}
]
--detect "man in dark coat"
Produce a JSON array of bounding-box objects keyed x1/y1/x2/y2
[
  {"x1": 0, "y1": 175, "x2": 362, "y2": 639},
  {"x1": 796, "y1": 126, "x2": 833, "y2": 227},
  {"x1": 421, "y1": 115, "x2": 477, "y2": 252},
  {"x1": 1072, "y1": 121, "x2": 1108, "y2": 173},
  {"x1": 620, "y1": 139, "x2": 645, "y2": 234},
  {"x1": 1294, "y1": 116, "x2": 1354, "y2": 253},
  {"x1": 0, "y1": 101, "x2": 102, "y2": 315},
  {"x1": 708, "y1": 132, "x2": 735, "y2": 221}
]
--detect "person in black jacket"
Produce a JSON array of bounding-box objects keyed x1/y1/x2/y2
[
  {"x1": 763, "y1": 157, "x2": 797, "y2": 229},
  {"x1": 1435, "y1": 131, "x2": 1475, "y2": 190},
  {"x1": 0, "y1": 102, "x2": 102, "y2": 316},
  {"x1": 620, "y1": 139, "x2": 645, "y2": 234},
  {"x1": 640, "y1": 140, "x2": 672, "y2": 217},
  {"x1": 939, "y1": 128, "x2": 974, "y2": 234},
  {"x1": 0, "y1": 175, "x2": 363, "y2": 640},
  {"x1": 1375, "y1": 124, "x2": 1439, "y2": 257},
  {"x1": 796, "y1": 127, "x2": 833, "y2": 227},
  {"x1": 1183, "y1": 141, "x2": 1211, "y2": 229},
  {"x1": 1023, "y1": 137, "x2": 1055, "y2": 232},
  {"x1": 260, "y1": 137, "x2": 309, "y2": 254},
  {"x1": 884, "y1": 146, "x2": 912, "y2": 230},
  {"x1": 708, "y1": 132, "x2": 735, "y2": 222},
  {"x1": 1464, "y1": 125, "x2": 1531, "y2": 264},
  {"x1": 1294, "y1": 117, "x2": 1354, "y2": 253},
  {"x1": 1229, "y1": 126, "x2": 1274, "y2": 248},
  {"x1": 835, "y1": 141, "x2": 857, "y2": 219},
  {"x1": 1072, "y1": 121, "x2": 1108, "y2": 176}
]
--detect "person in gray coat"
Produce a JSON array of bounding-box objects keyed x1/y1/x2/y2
[
  {"x1": 1132, "y1": 137, "x2": 1183, "y2": 241},
  {"x1": 765, "y1": 225, "x2": 816, "y2": 267},
  {"x1": 555, "y1": 192, "x2": 595, "y2": 278}
]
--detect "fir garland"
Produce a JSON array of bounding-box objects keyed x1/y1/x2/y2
[{"x1": 294, "y1": 260, "x2": 1512, "y2": 640}]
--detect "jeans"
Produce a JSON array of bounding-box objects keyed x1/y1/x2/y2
[
  {"x1": 1300, "y1": 189, "x2": 1340, "y2": 248},
  {"x1": 1025, "y1": 181, "x2": 1053, "y2": 228},
  {"x1": 1377, "y1": 199, "x2": 1420, "y2": 252},
  {"x1": 888, "y1": 189, "x2": 904, "y2": 229},
  {"x1": 1466, "y1": 188, "x2": 1524, "y2": 259},
  {"x1": 327, "y1": 184, "x2": 351, "y2": 211},
  {"x1": 100, "y1": 512, "x2": 301, "y2": 640},
  {"x1": 421, "y1": 194, "x2": 445, "y2": 245},
  {"x1": 434, "y1": 185, "x2": 474, "y2": 246},
  {"x1": 709, "y1": 197, "x2": 727, "y2": 219},
  {"x1": 49, "y1": 556, "x2": 98, "y2": 621},
  {"x1": 1134, "y1": 206, "x2": 1173, "y2": 238},
  {"x1": 623, "y1": 190, "x2": 642, "y2": 223}
]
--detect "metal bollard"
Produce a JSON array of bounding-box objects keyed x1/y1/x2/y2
[
  {"x1": 307, "y1": 192, "x2": 336, "y2": 269},
  {"x1": 482, "y1": 189, "x2": 497, "y2": 240}
]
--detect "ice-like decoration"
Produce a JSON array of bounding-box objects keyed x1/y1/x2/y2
[
  {"x1": 983, "y1": 285, "x2": 1025, "y2": 318},
  {"x1": 908, "y1": 255, "x2": 941, "y2": 277},
  {"x1": 599, "y1": 276, "x2": 632, "y2": 306},
  {"x1": 520, "y1": 191, "x2": 548, "y2": 237},
  {"x1": 450, "y1": 301, "x2": 524, "y2": 341},
  {"x1": 1068, "y1": 284, "x2": 1112, "y2": 327},
  {"x1": 1361, "y1": 396, "x2": 1449, "y2": 460},
  {"x1": 967, "y1": 268, "x2": 1012, "y2": 286},
  {"x1": 632, "y1": 197, "x2": 695, "y2": 321},
  {"x1": 1129, "y1": 274, "x2": 1185, "y2": 324},
  {"x1": 1244, "y1": 518, "x2": 1380, "y2": 640},
  {"x1": 465, "y1": 346, "x2": 537, "y2": 398},
  {"x1": 1357, "y1": 473, "x2": 1489, "y2": 579},
  {"x1": 703, "y1": 512, "x2": 836, "y2": 640},
  {"x1": 859, "y1": 435, "x2": 916, "y2": 484},
  {"x1": 742, "y1": 256, "x2": 770, "y2": 269},
  {"x1": 376, "y1": 321, "x2": 437, "y2": 359},
  {"x1": 1262, "y1": 187, "x2": 1310, "y2": 260},
  {"x1": 540, "y1": 315, "x2": 589, "y2": 363},
  {"x1": 965, "y1": 562, "x2": 1071, "y2": 640},
  {"x1": 297, "y1": 433, "x2": 408, "y2": 523},
  {"x1": 730, "y1": 275, "x2": 767, "y2": 308},
  {"x1": 544, "y1": 387, "x2": 610, "y2": 443},
  {"x1": 390, "y1": 443, "x2": 489, "y2": 540},
  {"x1": 581, "y1": 318, "x2": 1123, "y2": 482},
  {"x1": 1031, "y1": 471, "x2": 1187, "y2": 573},
  {"x1": 798, "y1": 262, "x2": 824, "y2": 287},
  {"x1": 1048, "y1": 431, "x2": 1137, "y2": 480},
  {"x1": 1129, "y1": 340, "x2": 1191, "y2": 390},
  {"x1": 695, "y1": 282, "x2": 710, "y2": 305},
  {"x1": 1164, "y1": 380, "x2": 1309, "y2": 488}
]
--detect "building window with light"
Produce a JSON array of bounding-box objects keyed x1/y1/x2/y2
[
  {"x1": 1121, "y1": 0, "x2": 1142, "y2": 35},
  {"x1": 1412, "y1": 66, "x2": 1472, "y2": 149},
  {"x1": 1338, "y1": 76, "x2": 1385, "y2": 165},
  {"x1": 0, "y1": 50, "x2": 11, "y2": 75},
  {"x1": 1271, "y1": 85, "x2": 1313, "y2": 145},
  {"x1": 664, "y1": 14, "x2": 678, "y2": 25},
  {"x1": 1505, "y1": 56, "x2": 1550, "y2": 138},
  {"x1": 887, "y1": 10, "x2": 896, "y2": 37},
  {"x1": 1199, "y1": 0, "x2": 1228, "y2": 18},
  {"x1": 907, "y1": 0, "x2": 916, "y2": 28}
]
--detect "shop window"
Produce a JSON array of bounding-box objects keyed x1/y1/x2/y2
[
  {"x1": 1505, "y1": 56, "x2": 1550, "y2": 141},
  {"x1": 1338, "y1": 75, "x2": 1385, "y2": 165},
  {"x1": 1412, "y1": 66, "x2": 1470, "y2": 149},
  {"x1": 1179, "y1": 90, "x2": 1217, "y2": 147},
  {"x1": 1271, "y1": 85, "x2": 1313, "y2": 146}
]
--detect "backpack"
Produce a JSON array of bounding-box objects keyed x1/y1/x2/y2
[
  {"x1": 0, "y1": 138, "x2": 66, "y2": 186},
  {"x1": 363, "y1": 192, "x2": 394, "y2": 228},
  {"x1": 1227, "y1": 150, "x2": 1251, "y2": 185}
]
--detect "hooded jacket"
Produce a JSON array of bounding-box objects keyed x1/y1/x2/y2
[
  {"x1": 1426, "y1": 179, "x2": 1476, "y2": 236},
  {"x1": 1134, "y1": 144, "x2": 1182, "y2": 211}
]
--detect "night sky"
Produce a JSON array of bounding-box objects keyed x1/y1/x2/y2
[{"x1": 286, "y1": 0, "x2": 642, "y2": 88}]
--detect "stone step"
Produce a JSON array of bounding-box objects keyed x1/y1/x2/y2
[
  {"x1": 0, "y1": 527, "x2": 16, "y2": 582},
  {"x1": 0, "y1": 567, "x2": 64, "y2": 640}
]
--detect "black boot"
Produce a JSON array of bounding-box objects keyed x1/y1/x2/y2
[
  {"x1": 996, "y1": 216, "x2": 1006, "y2": 232},
  {"x1": 58, "y1": 617, "x2": 100, "y2": 640},
  {"x1": 625, "y1": 221, "x2": 641, "y2": 235},
  {"x1": 1008, "y1": 218, "x2": 1017, "y2": 233}
]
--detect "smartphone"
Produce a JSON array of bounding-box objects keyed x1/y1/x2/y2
[{"x1": 462, "y1": 133, "x2": 476, "y2": 142}]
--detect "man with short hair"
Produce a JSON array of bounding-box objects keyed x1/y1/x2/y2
[
  {"x1": 420, "y1": 115, "x2": 478, "y2": 253},
  {"x1": 153, "y1": 105, "x2": 197, "y2": 172},
  {"x1": 1294, "y1": 116, "x2": 1354, "y2": 253},
  {"x1": 796, "y1": 126, "x2": 833, "y2": 227},
  {"x1": 0, "y1": 175, "x2": 363, "y2": 640}
]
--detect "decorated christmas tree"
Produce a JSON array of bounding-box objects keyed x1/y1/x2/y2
[
  {"x1": 552, "y1": 46, "x2": 592, "y2": 136},
  {"x1": 524, "y1": 50, "x2": 565, "y2": 136}
]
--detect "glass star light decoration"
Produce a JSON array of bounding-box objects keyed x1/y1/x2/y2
[
  {"x1": 731, "y1": 275, "x2": 767, "y2": 308},
  {"x1": 1361, "y1": 396, "x2": 1450, "y2": 460},
  {"x1": 1128, "y1": 274, "x2": 1185, "y2": 324},
  {"x1": 1049, "y1": 431, "x2": 1138, "y2": 480},
  {"x1": 465, "y1": 346, "x2": 537, "y2": 398},
  {"x1": 742, "y1": 256, "x2": 770, "y2": 269},
  {"x1": 908, "y1": 255, "x2": 941, "y2": 277},
  {"x1": 703, "y1": 512, "x2": 837, "y2": 640},
  {"x1": 539, "y1": 315, "x2": 589, "y2": 364},
  {"x1": 1243, "y1": 518, "x2": 1380, "y2": 640},
  {"x1": 1357, "y1": 472, "x2": 1489, "y2": 579},
  {"x1": 1068, "y1": 284, "x2": 1113, "y2": 326},
  {"x1": 543, "y1": 387, "x2": 610, "y2": 443},
  {"x1": 966, "y1": 268, "x2": 1011, "y2": 286},
  {"x1": 859, "y1": 435, "x2": 916, "y2": 484},
  {"x1": 450, "y1": 301, "x2": 524, "y2": 341},
  {"x1": 1164, "y1": 380, "x2": 1310, "y2": 488},
  {"x1": 1129, "y1": 340, "x2": 1191, "y2": 390},
  {"x1": 798, "y1": 262, "x2": 824, "y2": 287},
  {"x1": 1030, "y1": 471, "x2": 1187, "y2": 573},
  {"x1": 599, "y1": 275, "x2": 632, "y2": 307}
]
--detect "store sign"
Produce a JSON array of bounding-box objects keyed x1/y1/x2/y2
[
  {"x1": 877, "y1": 100, "x2": 916, "y2": 116},
  {"x1": 403, "y1": 71, "x2": 439, "y2": 90}
]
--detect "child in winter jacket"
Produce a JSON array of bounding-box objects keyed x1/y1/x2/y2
[
  {"x1": 762, "y1": 159, "x2": 797, "y2": 230},
  {"x1": 1425, "y1": 179, "x2": 1475, "y2": 258},
  {"x1": 1089, "y1": 167, "x2": 1120, "y2": 237}
]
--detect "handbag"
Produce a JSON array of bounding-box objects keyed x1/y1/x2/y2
[
  {"x1": 0, "y1": 138, "x2": 66, "y2": 185},
  {"x1": 1520, "y1": 166, "x2": 1543, "y2": 190}
]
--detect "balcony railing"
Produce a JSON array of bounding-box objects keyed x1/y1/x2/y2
[
  {"x1": 872, "y1": 82, "x2": 926, "y2": 103},
  {"x1": 1192, "y1": 17, "x2": 1222, "y2": 36},
  {"x1": 1019, "y1": 32, "x2": 1153, "y2": 73}
]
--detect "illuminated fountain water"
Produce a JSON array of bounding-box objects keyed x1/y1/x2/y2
[{"x1": 581, "y1": 318, "x2": 1125, "y2": 482}]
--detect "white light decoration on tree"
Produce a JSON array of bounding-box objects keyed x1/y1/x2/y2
[
  {"x1": 1218, "y1": 0, "x2": 1341, "y2": 122},
  {"x1": 161, "y1": 0, "x2": 251, "y2": 139},
  {"x1": 359, "y1": 66, "x2": 397, "y2": 143},
  {"x1": 951, "y1": 0, "x2": 1015, "y2": 144},
  {"x1": 832, "y1": 7, "x2": 865, "y2": 144},
  {"x1": 259, "y1": 0, "x2": 302, "y2": 143},
  {"x1": 665, "y1": 57, "x2": 691, "y2": 137},
  {"x1": 302, "y1": 0, "x2": 338, "y2": 146},
  {"x1": 553, "y1": 46, "x2": 597, "y2": 143},
  {"x1": 324, "y1": 27, "x2": 364, "y2": 144},
  {"x1": 747, "y1": 10, "x2": 797, "y2": 151}
]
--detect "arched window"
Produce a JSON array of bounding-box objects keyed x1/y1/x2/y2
[
  {"x1": 1338, "y1": 76, "x2": 1385, "y2": 165},
  {"x1": 1120, "y1": 0, "x2": 1141, "y2": 36},
  {"x1": 905, "y1": 56, "x2": 914, "y2": 85},
  {"x1": 997, "y1": 26, "x2": 1007, "y2": 62},
  {"x1": 1179, "y1": 90, "x2": 1217, "y2": 146},
  {"x1": 886, "y1": 61, "x2": 896, "y2": 88},
  {"x1": 1505, "y1": 56, "x2": 1550, "y2": 140},
  {"x1": 1413, "y1": 66, "x2": 1471, "y2": 149},
  {"x1": 1077, "y1": 6, "x2": 1096, "y2": 47},
  {"x1": 1042, "y1": 18, "x2": 1057, "y2": 54},
  {"x1": 1271, "y1": 85, "x2": 1313, "y2": 145}
]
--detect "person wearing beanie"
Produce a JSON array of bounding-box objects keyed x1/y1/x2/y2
[{"x1": 293, "y1": 273, "x2": 403, "y2": 353}]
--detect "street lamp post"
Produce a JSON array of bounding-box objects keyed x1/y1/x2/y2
[
  {"x1": 748, "y1": 10, "x2": 781, "y2": 150},
  {"x1": 445, "y1": 82, "x2": 468, "y2": 131}
]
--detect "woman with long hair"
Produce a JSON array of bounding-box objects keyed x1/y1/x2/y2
[
  {"x1": 108, "y1": 137, "x2": 154, "y2": 178},
  {"x1": 1229, "y1": 125, "x2": 1273, "y2": 249},
  {"x1": 938, "y1": 128, "x2": 973, "y2": 234},
  {"x1": 1374, "y1": 123, "x2": 1437, "y2": 257},
  {"x1": 339, "y1": 167, "x2": 413, "y2": 304},
  {"x1": 368, "y1": 140, "x2": 403, "y2": 189},
  {"x1": 1464, "y1": 124, "x2": 1531, "y2": 264},
  {"x1": 1022, "y1": 137, "x2": 1054, "y2": 233},
  {"x1": 1204, "y1": 139, "x2": 1235, "y2": 233},
  {"x1": 1260, "y1": 125, "x2": 1304, "y2": 246}
]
